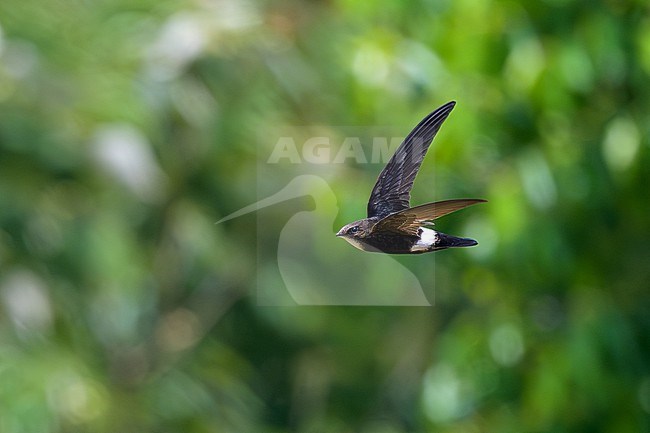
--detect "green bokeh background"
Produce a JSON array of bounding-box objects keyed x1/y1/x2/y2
[{"x1": 1, "y1": 0, "x2": 650, "y2": 431}]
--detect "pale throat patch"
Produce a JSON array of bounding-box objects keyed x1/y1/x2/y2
[
  {"x1": 412, "y1": 228, "x2": 439, "y2": 252},
  {"x1": 342, "y1": 236, "x2": 369, "y2": 251}
]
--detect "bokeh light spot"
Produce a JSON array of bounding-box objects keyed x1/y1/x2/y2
[
  {"x1": 353, "y1": 44, "x2": 390, "y2": 87},
  {"x1": 422, "y1": 363, "x2": 462, "y2": 423},
  {"x1": 602, "y1": 116, "x2": 640, "y2": 173},
  {"x1": 489, "y1": 323, "x2": 525, "y2": 367}
]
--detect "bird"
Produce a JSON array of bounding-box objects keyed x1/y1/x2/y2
[{"x1": 336, "y1": 101, "x2": 486, "y2": 254}]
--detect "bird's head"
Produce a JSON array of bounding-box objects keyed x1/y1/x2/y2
[{"x1": 336, "y1": 219, "x2": 372, "y2": 239}]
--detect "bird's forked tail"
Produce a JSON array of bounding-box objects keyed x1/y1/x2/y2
[{"x1": 434, "y1": 232, "x2": 478, "y2": 250}]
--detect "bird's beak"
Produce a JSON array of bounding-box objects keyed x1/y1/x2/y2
[{"x1": 336, "y1": 228, "x2": 345, "y2": 237}]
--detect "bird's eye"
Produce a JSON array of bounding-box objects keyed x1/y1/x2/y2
[{"x1": 349, "y1": 227, "x2": 359, "y2": 234}]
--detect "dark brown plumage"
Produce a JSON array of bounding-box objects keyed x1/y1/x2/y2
[{"x1": 336, "y1": 101, "x2": 486, "y2": 254}]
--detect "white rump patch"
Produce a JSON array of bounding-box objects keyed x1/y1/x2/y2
[{"x1": 412, "y1": 228, "x2": 438, "y2": 252}]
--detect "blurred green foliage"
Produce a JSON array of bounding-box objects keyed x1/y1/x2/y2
[{"x1": 1, "y1": 0, "x2": 650, "y2": 432}]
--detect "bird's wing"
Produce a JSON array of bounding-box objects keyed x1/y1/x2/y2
[
  {"x1": 370, "y1": 199, "x2": 486, "y2": 236},
  {"x1": 366, "y1": 101, "x2": 456, "y2": 219}
]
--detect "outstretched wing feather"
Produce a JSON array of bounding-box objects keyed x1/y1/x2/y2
[
  {"x1": 370, "y1": 199, "x2": 486, "y2": 236},
  {"x1": 366, "y1": 102, "x2": 456, "y2": 219}
]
